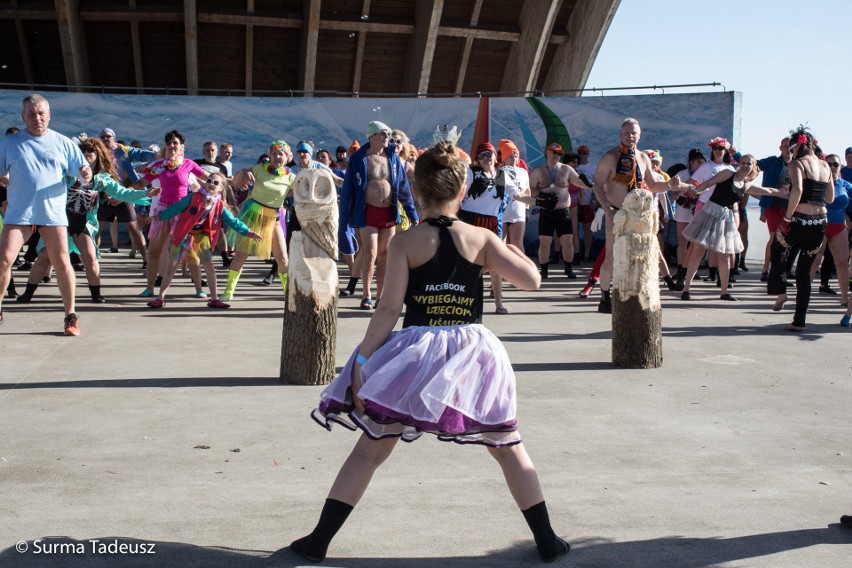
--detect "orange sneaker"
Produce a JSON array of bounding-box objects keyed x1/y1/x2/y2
[{"x1": 63, "y1": 313, "x2": 80, "y2": 336}]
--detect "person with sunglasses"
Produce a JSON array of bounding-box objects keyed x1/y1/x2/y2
[
  {"x1": 810, "y1": 154, "x2": 850, "y2": 309},
  {"x1": 339, "y1": 121, "x2": 418, "y2": 310},
  {"x1": 15, "y1": 137, "x2": 154, "y2": 305},
  {"x1": 459, "y1": 142, "x2": 524, "y2": 314},
  {"x1": 147, "y1": 172, "x2": 260, "y2": 309},
  {"x1": 97, "y1": 127, "x2": 156, "y2": 262},
  {"x1": 681, "y1": 154, "x2": 787, "y2": 302},
  {"x1": 682, "y1": 137, "x2": 737, "y2": 289}
]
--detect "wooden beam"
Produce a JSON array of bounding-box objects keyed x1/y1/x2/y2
[
  {"x1": 0, "y1": 8, "x2": 55, "y2": 19},
  {"x1": 500, "y1": 0, "x2": 561, "y2": 93},
  {"x1": 54, "y1": 0, "x2": 90, "y2": 91},
  {"x1": 184, "y1": 0, "x2": 198, "y2": 95},
  {"x1": 299, "y1": 0, "x2": 321, "y2": 95},
  {"x1": 9, "y1": 1, "x2": 34, "y2": 85},
  {"x1": 128, "y1": 0, "x2": 144, "y2": 93},
  {"x1": 453, "y1": 0, "x2": 483, "y2": 94},
  {"x1": 351, "y1": 0, "x2": 370, "y2": 94},
  {"x1": 402, "y1": 0, "x2": 443, "y2": 94},
  {"x1": 78, "y1": 10, "x2": 182, "y2": 23},
  {"x1": 245, "y1": 0, "x2": 254, "y2": 96},
  {"x1": 542, "y1": 0, "x2": 621, "y2": 95}
]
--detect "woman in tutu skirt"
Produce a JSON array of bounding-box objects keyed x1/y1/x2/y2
[
  {"x1": 291, "y1": 142, "x2": 569, "y2": 563},
  {"x1": 680, "y1": 154, "x2": 787, "y2": 301},
  {"x1": 222, "y1": 140, "x2": 295, "y2": 300}
]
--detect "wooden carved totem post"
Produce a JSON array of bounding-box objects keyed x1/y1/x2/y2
[
  {"x1": 611, "y1": 189, "x2": 663, "y2": 368},
  {"x1": 280, "y1": 169, "x2": 339, "y2": 385}
]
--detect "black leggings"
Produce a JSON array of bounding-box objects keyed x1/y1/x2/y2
[{"x1": 768, "y1": 213, "x2": 826, "y2": 327}]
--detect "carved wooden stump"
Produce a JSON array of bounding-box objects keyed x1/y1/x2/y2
[
  {"x1": 281, "y1": 276, "x2": 338, "y2": 385},
  {"x1": 611, "y1": 190, "x2": 663, "y2": 369},
  {"x1": 280, "y1": 170, "x2": 339, "y2": 385}
]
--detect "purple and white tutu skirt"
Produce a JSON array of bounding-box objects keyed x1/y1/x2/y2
[
  {"x1": 683, "y1": 201, "x2": 743, "y2": 254},
  {"x1": 312, "y1": 324, "x2": 521, "y2": 447}
]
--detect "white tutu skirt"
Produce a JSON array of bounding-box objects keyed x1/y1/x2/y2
[
  {"x1": 683, "y1": 201, "x2": 743, "y2": 254},
  {"x1": 312, "y1": 324, "x2": 521, "y2": 447}
]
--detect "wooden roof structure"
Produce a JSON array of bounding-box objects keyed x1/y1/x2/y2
[{"x1": 0, "y1": 0, "x2": 620, "y2": 97}]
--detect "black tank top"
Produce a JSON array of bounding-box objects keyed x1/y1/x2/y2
[
  {"x1": 709, "y1": 173, "x2": 744, "y2": 209},
  {"x1": 800, "y1": 166, "x2": 829, "y2": 205},
  {"x1": 402, "y1": 217, "x2": 483, "y2": 328}
]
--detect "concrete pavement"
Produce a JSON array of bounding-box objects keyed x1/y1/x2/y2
[{"x1": 1, "y1": 250, "x2": 850, "y2": 567}]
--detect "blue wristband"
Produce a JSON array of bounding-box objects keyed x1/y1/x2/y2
[{"x1": 355, "y1": 353, "x2": 369, "y2": 365}]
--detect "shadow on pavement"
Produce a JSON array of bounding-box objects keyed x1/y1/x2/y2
[{"x1": 3, "y1": 526, "x2": 850, "y2": 567}]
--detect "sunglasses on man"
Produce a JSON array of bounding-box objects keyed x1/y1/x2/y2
[{"x1": 477, "y1": 151, "x2": 494, "y2": 160}]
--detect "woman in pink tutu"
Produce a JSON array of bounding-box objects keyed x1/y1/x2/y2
[{"x1": 291, "y1": 141, "x2": 569, "y2": 563}]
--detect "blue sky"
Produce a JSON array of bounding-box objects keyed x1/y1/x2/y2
[{"x1": 585, "y1": 0, "x2": 852, "y2": 163}]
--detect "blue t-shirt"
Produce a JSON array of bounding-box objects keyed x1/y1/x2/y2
[
  {"x1": 0, "y1": 130, "x2": 86, "y2": 225},
  {"x1": 828, "y1": 178, "x2": 852, "y2": 224}
]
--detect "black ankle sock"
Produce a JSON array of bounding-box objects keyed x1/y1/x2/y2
[
  {"x1": 291, "y1": 498, "x2": 354, "y2": 562},
  {"x1": 18, "y1": 282, "x2": 38, "y2": 302},
  {"x1": 563, "y1": 261, "x2": 575, "y2": 276},
  {"x1": 522, "y1": 501, "x2": 569, "y2": 561},
  {"x1": 346, "y1": 277, "x2": 359, "y2": 293},
  {"x1": 7, "y1": 277, "x2": 16, "y2": 296},
  {"x1": 540, "y1": 264, "x2": 549, "y2": 279},
  {"x1": 89, "y1": 285, "x2": 101, "y2": 298}
]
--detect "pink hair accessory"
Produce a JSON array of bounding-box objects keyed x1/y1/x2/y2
[
  {"x1": 797, "y1": 134, "x2": 808, "y2": 146},
  {"x1": 708, "y1": 137, "x2": 729, "y2": 149}
]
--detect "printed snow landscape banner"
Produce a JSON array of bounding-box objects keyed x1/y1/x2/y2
[{"x1": 0, "y1": 90, "x2": 739, "y2": 172}]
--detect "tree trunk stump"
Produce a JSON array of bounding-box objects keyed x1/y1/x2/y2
[
  {"x1": 612, "y1": 292, "x2": 663, "y2": 368},
  {"x1": 611, "y1": 190, "x2": 663, "y2": 369},
  {"x1": 279, "y1": 170, "x2": 340, "y2": 385},
  {"x1": 280, "y1": 284, "x2": 338, "y2": 385}
]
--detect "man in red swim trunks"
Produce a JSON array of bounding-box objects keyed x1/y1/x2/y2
[{"x1": 340, "y1": 121, "x2": 418, "y2": 309}]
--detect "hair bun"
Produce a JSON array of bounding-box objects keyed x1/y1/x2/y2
[{"x1": 432, "y1": 141, "x2": 456, "y2": 166}]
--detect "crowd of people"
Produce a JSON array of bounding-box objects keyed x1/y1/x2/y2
[
  {"x1": 2, "y1": 93, "x2": 852, "y2": 561},
  {"x1": 2, "y1": 98, "x2": 852, "y2": 335}
]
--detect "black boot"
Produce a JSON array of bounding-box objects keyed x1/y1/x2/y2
[
  {"x1": 703, "y1": 267, "x2": 717, "y2": 282},
  {"x1": 522, "y1": 501, "x2": 570, "y2": 562},
  {"x1": 563, "y1": 261, "x2": 577, "y2": 279},
  {"x1": 16, "y1": 282, "x2": 38, "y2": 303},
  {"x1": 5, "y1": 277, "x2": 17, "y2": 299},
  {"x1": 664, "y1": 275, "x2": 681, "y2": 291},
  {"x1": 290, "y1": 498, "x2": 354, "y2": 563},
  {"x1": 731, "y1": 254, "x2": 741, "y2": 275},
  {"x1": 262, "y1": 259, "x2": 278, "y2": 286},
  {"x1": 540, "y1": 263, "x2": 549, "y2": 280},
  {"x1": 221, "y1": 250, "x2": 232, "y2": 268},
  {"x1": 598, "y1": 289, "x2": 612, "y2": 313},
  {"x1": 340, "y1": 277, "x2": 359, "y2": 296},
  {"x1": 89, "y1": 285, "x2": 107, "y2": 303},
  {"x1": 675, "y1": 266, "x2": 687, "y2": 290}
]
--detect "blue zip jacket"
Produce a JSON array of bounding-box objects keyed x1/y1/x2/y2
[
  {"x1": 757, "y1": 155, "x2": 789, "y2": 210},
  {"x1": 339, "y1": 142, "x2": 418, "y2": 254}
]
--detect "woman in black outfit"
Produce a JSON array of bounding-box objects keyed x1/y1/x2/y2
[{"x1": 768, "y1": 128, "x2": 834, "y2": 331}]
